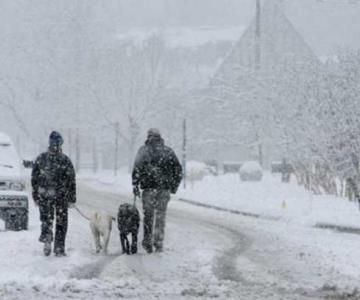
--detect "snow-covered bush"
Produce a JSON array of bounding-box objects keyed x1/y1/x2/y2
[
  {"x1": 280, "y1": 50, "x2": 360, "y2": 196},
  {"x1": 186, "y1": 161, "x2": 210, "y2": 187}
]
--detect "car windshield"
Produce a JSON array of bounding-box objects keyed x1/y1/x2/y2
[{"x1": 0, "y1": 144, "x2": 20, "y2": 170}]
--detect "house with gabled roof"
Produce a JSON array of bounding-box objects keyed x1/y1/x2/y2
[{"x1": 193, "y1": 0, "x2": 320, "y2": 166}]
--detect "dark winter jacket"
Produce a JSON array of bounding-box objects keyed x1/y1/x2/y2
[
  {"x1": 132, "y1": 136, "x2": 182, "y2": 193},
  {"x1": 31, "y1": 150, "x2": 76, "y2": 204}
]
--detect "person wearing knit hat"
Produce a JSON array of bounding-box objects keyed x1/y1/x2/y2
[
  {"x1": 49, "y1": 131, "x2": 64, "y2": 148},
  {"x1": 31, "y1": 131, "x2": 76, "y2": 257},
  {"x1": 147, "y1": 128, "x2": 161, "y2": 137},
  {"x1": 132, "y1": 128, "x2": 182, "y2": 253}
]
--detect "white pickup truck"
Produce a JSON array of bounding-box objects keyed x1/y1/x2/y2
[{"x1": 0, "y1": 132, "x2": 28, "y2": 230}]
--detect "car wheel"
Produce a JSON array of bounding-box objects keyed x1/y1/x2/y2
[{"x1": 20, "y1": 214, "x2": 28, "y2": 230}]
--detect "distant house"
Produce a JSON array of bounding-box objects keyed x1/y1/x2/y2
[{"x1": 194, "y1": 1, "x2": 320, "y2": 166}]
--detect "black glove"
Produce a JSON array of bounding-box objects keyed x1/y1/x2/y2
[
  {"x1": 133, "y1": 185, "x2": 141, "y2": 197},
  {"x1": 32, "y1": 192, "x2": 39, "y2": 206}
]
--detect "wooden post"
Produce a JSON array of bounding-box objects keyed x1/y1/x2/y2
[
  {"x1": 75, "y1": 130, "x2": 80, "y2": 172},
  {"x1": 258, "y1": 142, "x2": 263, "y2": 167},
  {"x1": 182, "y1": 119, "x2": 187, "y2": 189},
  {"x1": 114, "y1": 122, "x2": 119, "y2": 176}
]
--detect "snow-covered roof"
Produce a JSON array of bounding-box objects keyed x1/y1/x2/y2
[
  {"x1": 240, "y1": 161, "x2": 262, "y2": 172},
  {"x1": 214, "y1": 1, "x2": 318, "y2": 85}
]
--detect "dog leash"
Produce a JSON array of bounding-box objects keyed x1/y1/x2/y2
[
  {"x1": 74, "y1": 204, "x2": 117, "y2": 222},
  {"x1": 74, "y1": 204, "x2": 91, "y2": 221}
]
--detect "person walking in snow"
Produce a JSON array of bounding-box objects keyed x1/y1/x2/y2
[
  {"x1": 31, "y1": 131, "x2": 76, "y2": 257},
  {"x1": 132, "y1": 128, "x2": 182, "y2": 253}
]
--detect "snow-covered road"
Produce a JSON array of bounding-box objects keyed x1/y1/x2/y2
[{"x1": 0, "y1": 182, "x2": 359, "y2": 299}]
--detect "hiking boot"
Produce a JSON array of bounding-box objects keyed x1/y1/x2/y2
[
  {"x1": 43, "y1": 242, "x2": 52, "y2": 256},
  {"x1": 142, "y1": 241, "x2": 153, "y2": 254},
  {"x1": 154, "y1": 241, "x2": 163, "y2": 253},
  {"x1": 54, "y1": 251, "x2": 67, "y2": 257},
  {"x1": 131, "y1": 244, "x2": 138, "y2": 254},
  {"x1": 39, "y1": 232, "x2": 52, "y2": 243},
  {"x1": 154, "y1": 246, "x2": 163, "y2": 253},
  {"x1": 54, "y1": 247, "x2": 66, "y2": 257}
]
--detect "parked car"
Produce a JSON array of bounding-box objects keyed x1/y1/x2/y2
[
  {"x1": 0, "y1": 133, "x2": 28, "y2": 230},
  {"x1": 239, "y1": 161, "x2": 263, "y2": 181},
  {"x1": 271, "y1": 160, "x2": 294, "y2": 174},
  {"x1": 223, "y1": 161, "x2": 243, "y2": 174}
]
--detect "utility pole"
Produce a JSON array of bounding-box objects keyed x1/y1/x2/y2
[
  {"x1": 92, "y1": 138, "x2": 98, "y2": 174},
  {"x1": 258, "y1": 142, "x2": 263, "y2": 167},
  {"x1": 114, "y1": 122, "x2": 119, "y2": 176},
  {"x1": 75, "y1": 130, "x2": 80, "y2": 173},
  {"x1": 255, "y1": 0, "x2": 262, "y2": 166},
  {"x1": 68, "y1": 128, "x2": 72, "y2": 161},
  {"x1": 255, "y1": 0, "x2": 261, "y2": 70},
  {"x1": 182, "y1": 119, "x2": 187, "y2": 189}
]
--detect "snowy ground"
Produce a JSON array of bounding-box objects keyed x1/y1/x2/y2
[
  {"x1": 0, "y1": 170, "x2": 360, "y2": 299},
  {"x1": 178, "y1": 172, "x2": 360, "y2": 228},
  {"x1": 81, "y1": 169, "x2": 360, "y2": 228}
]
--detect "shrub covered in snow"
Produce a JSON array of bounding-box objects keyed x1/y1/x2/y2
[{"x1": 186, "y1": 161, "x2": 211, "y2": 187}]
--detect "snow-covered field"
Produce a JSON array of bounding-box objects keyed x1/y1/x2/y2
[{"x1": 1, "y1": 170, "x2": 360, "y2": 299}]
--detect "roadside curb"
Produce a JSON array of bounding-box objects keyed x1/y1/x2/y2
[
  {"x1": 314, "y1": 223, "x2": 360, "y2": 235},
  {"x1": 177, "y1": 198, "x2": 280, "y2": 221},
  {"x1": 177, "y1": 198, "x2": 360, "y2": 236}
]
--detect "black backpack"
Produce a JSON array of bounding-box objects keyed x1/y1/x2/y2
[{"x1": 144, "y1": 146, "x2": 166, "y2": 188}]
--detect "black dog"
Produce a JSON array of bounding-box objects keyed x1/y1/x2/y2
[{"x1": 117, "y1": 203, "x2": 140, "y2": 254}]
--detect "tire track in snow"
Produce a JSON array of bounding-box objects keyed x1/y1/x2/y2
[
  {"x1": 77, "y1": 183, "x2": 343, "y2": 299},
  {"x1": 69, "y1": 255, "x2": 119, "y2": 280}
]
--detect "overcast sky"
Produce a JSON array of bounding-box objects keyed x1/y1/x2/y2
[
  {"x1": 1, "y1": 0, "x2": 360, "y2": 56},
  {"x1": 96, "y1": 0, "x2": 360, "y2": 55}
]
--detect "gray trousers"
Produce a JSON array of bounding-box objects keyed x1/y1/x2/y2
[{"x1": 142, "y1": 189, "x2": 170, "y2": 250}]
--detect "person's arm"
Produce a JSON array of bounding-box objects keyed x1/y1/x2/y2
[
  {"x1": 132, "y1": 147, "x2": 150, "y2": 196},
  {"x1": 65, "y1": 157, "x2": 76, "y2": 204},
  {"x1": 169, "y1": 150, "x2": 183, "y2": 194},
  {"x1": 132, "y1": 147, "x2": 146, "y2": 192},
  {"x1": 30, "y1": 157, "x2": 41, "y2": 205}
]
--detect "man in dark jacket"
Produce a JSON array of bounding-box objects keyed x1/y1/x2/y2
[
  {"x1": 132, "y1": 128, "x2": 182, "y2": 253},
  {"x1": 31, "y1": 131, "x2": 76, "y2": 257}
]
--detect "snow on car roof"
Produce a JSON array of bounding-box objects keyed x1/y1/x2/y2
[
  {"x1": 0, "y1": 132, "x2": 22, "y2": 178},
  {"x1": 0, "y1": 132, "x2": 12, "y2": 145},
  {"x1": 240, "y1": 161, "x2": 262, "y2": 172}
]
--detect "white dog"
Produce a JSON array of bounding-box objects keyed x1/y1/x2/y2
[{"x1": 90, "y1": 211, "x2": 115, "y2": 254}]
